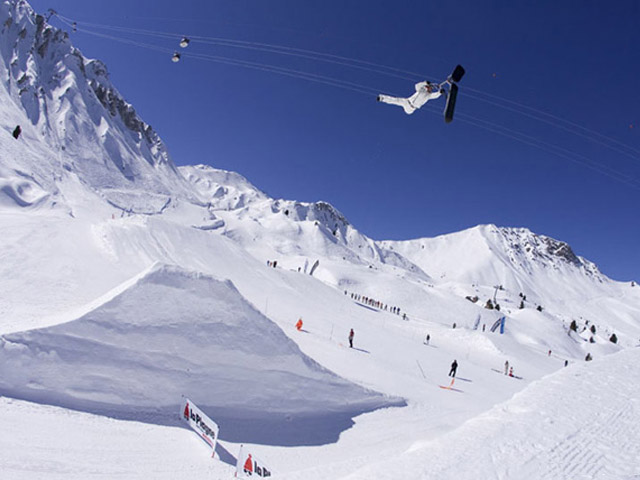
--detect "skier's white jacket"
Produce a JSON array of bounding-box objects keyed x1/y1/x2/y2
[{"x1": 378, "y1": 81, "x2": 443, "y2": 114}]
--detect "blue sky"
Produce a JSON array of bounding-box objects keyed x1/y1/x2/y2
[{"x1": 33, "y1": 0, "x2": 640, "y2": 281}]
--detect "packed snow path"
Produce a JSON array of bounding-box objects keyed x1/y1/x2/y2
[
  {"x1": 1, "y1": 348, "x2": 638, "y2": 479},
  {"x1": 338, "y1": 347, "x2": 640, "y2": 480}
]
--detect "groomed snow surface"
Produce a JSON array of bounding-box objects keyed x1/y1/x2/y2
[
  {"x1": 1, "y1": 205, "x2": 639, "y2": 479},
  {"x1": 2, "y1": 349, "x2": 639, "y2": 479}
]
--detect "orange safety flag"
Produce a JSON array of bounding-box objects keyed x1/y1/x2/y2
[{"x1": 244, "y1": 454, "x2": 253, "y2": 474}]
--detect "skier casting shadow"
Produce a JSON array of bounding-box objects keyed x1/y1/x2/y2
[{"x1": 448, "y1": 359, "x2": 458, "y2": 377}]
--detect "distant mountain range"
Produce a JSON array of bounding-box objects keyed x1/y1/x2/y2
[{"x1": 1, "y1": 0, "x2": 638, "y2": 344}]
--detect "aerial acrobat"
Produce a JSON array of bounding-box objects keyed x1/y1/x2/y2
[{"x1": 377, "y1": 65, "x2": 465, "y2": 123}]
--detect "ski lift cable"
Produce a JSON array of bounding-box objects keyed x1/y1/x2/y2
[
  {"x1": 419, "y1": 101, "x2": 640, "y2": 189},
  {"x1": 58, "y1": 14, "x2": 640, "y2": 163},
  {"x1": 454, "y1": 112, "x2": 640, "y2": 189},
  {"x1": 456, "y1": 110, "x2": 639, "y2": 186},
  {"x1": 61, "y1": 19, "x2": 379, "y2": 96},
  {"x1": 458, "y1": 110, "x2": 634, "y2": 179},
  {"x1": 464, "y1": 86, "x2": 640, "y2": 158},
  {"x1": 185, "y1": 50, "x2": 380, "y2": 95},
  {"x1": 55, "y1": 14, "x2": 428, "y2": 82},
  {"x1": 60, "y1": 16, "x2": 407, "y2": 98},
  {"x1": 57, "y1": 17, "x2": 640, "y2": 188},
  {"x1": 459, "y1": 91, "x2": 640, "y2": 163},
  {"x1": 58, "y1": 19, "x2": 173, "y2": 55},
  {"x1": 180, "y1": 38, "x2": 418, "y2": 82}
]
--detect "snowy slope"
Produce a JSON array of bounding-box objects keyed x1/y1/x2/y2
[
  {"x1": 181, "y1": 164, "x2": 268, "y2": 210},
  {"x1": 0, "y1": 0, "x2": 198, "y2": 213},
  {"x1": 380, "y1": 224, "x2": 605, "y2": 290},
  {"x1": 1, "y1": 1, "x2": 640, "y2": 479},
  {"x1": 2, "y1": 334, "x2": 638, "y2": 479},
  {"x1": 381, "y1": 224, "x2": 640, "y2": 345},
  {"x1": 0, "y1": 263, "x2": 399, "y2": 445},
  {"x1": 180, "y1": 164, "x2": 428, "y2": 278},
  {"x1": 340, "y1": 346, "x2": 640, "y2": 480},
  {"x1": 0, "y1": 396, "x2": 237, "y2": 480}
]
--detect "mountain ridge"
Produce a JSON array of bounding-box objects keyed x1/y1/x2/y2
[
  {"x1": 0, "y1": 0, "x2": 197, "y2": 208},
  {"x1": 0, "y1": 0, "x2": 629, "y2": 289},
  {"x1": 1, "y1": 0, "x2": 636, "y2": 336}
]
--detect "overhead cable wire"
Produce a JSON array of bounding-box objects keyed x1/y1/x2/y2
[
  {"x1": 56, "y1": 15, "x2": 640, "y2": 190},
  {"x1": 455, "y1": 112, "x2": 640, "y2": 189},
  {"x1": 57, "y1": 14, "x2": 429, "y2": 82},
  {"x1": 57, "y1": 13, "x2": 640, "y2": 163},
  {"x1": 60, "y1": 19, "x2": 380, "y2": 97},
  {"x1": 465, "y1": 86, "x2": 640, "y2": 158},
  {"x1": 459, "y1": 91, "x2": 640, "y2": 163}
]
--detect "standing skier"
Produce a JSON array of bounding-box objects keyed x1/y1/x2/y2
[
  {"x1": 504, "y1": 360, "x2": 509, "y2": 375},
  {"x1": 424, "y1": 334, "x2": 430, "y2": 345},
  {"x1": 295, "y1": 318, "x2": 303, "y2": 331},
  {"x1": 12, "y1": 125, "x2": 21, "y2": 139},
  {"x1": 348, "y1": 329, "x2": 355, "y2": 348},
  {"x1": 449, "y1": 359, "x2": 458, "y2": 377}
]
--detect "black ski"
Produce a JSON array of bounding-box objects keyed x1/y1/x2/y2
[
  {"x1": 444, "y1": 82, "x2": 459, "y2": 124},
  {"x1": 450, "y1": 64, "x2": 465, "y2": 83}
]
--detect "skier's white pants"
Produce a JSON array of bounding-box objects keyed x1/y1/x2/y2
[{"x1": 378, "y1": 95, "x2": 416, "y2": 115}]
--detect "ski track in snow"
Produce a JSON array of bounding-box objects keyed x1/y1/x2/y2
[{"x1": 337, "y1": 348, "x2": 640, "y2": 480}]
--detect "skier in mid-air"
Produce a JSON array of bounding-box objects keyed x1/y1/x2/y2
[
  {"x1": 377, "y1": 81, "x2": 444, "y2": 115},
  {"x1": 377, "y1": 65, "x2": 465, "y2": 123}
]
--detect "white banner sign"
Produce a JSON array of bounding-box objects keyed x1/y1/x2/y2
[
  {"x1": 236, "y1": 445, "x2": 273, "y2": 478},
  {"x1": 181, "y1": 397, "x2": 219, "y2": 457}
]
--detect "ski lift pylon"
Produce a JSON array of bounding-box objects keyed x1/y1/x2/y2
[
  {"x1": 179, "y1": 37, "x2": 190, "y2": 48},
  {"x1": 171, "y1": 52, "x2": 181, "y2": 63}
]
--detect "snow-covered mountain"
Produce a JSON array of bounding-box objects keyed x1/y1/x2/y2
[
  {"x1": 1, "y1": 1, "x2": 639, "y2": 478},
  {"x1": 0, "y1": 0, "x2": 199, "y2": 214},
  {"x1": 379, "y1": 224, "x2": 640, "y2": 346},
  {"x1": 381, "y1": 224, "x2": 604, "y2": 288}
]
